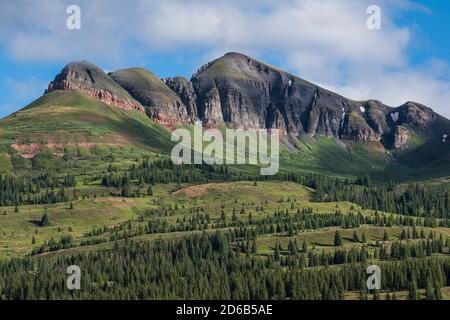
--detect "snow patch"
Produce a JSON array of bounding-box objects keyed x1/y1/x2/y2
[
  {"x1": 391, "y1": 112, "x2": 399, "y2": 123},
  {"x1": 359, "y1": 106, "x2": 366, "y2": 113},
  {"x1": 288, "y1": 80, "x2": 292, "y2": 87},
  {"x1": 443, "y1": 134, "x2": 448, "y2": 143}
]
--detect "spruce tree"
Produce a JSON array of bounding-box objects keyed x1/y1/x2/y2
[
  {"x1": 41, "y1": 212, "x2": 50, "y2": 227},
  {"x1": 362, "y1": 232, "x2": 367, "y2": 244},
  {"x1": 251, "y1": 239, "x2": 257, "y2": 254},
  {"x1": 425, "y1": 278, "x2": 436, "y2": 300},
  {"x1": 274, "y1": 242, "x2": 281, "y2": 261},
  {"x1": 352, "y1": 230, "x2": 359, "y2": 243},
  {"x1": 334, "y1": 231, "x2": 343, "y2": 247},
  {"x1": 408, "y1": 280, "x2": 420, "y2": 300},
  {"x1": 302, "y1": 240, "x2": 308, "y2": 253}
]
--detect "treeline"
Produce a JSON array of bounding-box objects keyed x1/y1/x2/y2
[
  {"x1": 101, "y1": 159, "x2": 244, "y2": 190},
  {"x1": 30, "y1": 235, "x2": 75, "y2": 255},
  {"x1": 1, "y1": 232, "x2": 448, "y2": 300},
  {"x1": 76, "y1": 207, "x2": 448, "y2": 251},
  {"x1": 101, "y1": 162, "x2": 450, "y2": 219},
  {"x1": 0, "y1": 173, "x2": 76, "y2": 206},
  {"x1": 3, "y1": 158, "x2": 450, "y2": 221},
  {"x1": 299, "y1": 174, "x2": 450, "y2": 219}
]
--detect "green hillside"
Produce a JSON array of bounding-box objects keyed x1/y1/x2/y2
[{"x1": 0, "y1": 90, "x2": 173, "y2": 174}]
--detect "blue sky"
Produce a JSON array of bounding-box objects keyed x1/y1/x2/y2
[{"x1": 0, "y1": 0, "x2": 449, "y2": 118}]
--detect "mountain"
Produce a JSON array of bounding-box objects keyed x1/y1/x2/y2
[
  {"x1": 0, "y1": 52, "x2": 449, "y2": 179},
  {"x1": 47, "y1": 61, "x2": 144, "y2": 112},
  {"x1": 109, "y1": 68, "x2": 193, "y2": 126},
  {"x1": 0, "y1": 90, "x2": 172, "y2": 173},
  {"x1": 189, "y1": 53, "x2": 450, "y2": 148}
]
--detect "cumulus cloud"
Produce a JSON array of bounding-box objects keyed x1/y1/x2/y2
[{"x1": 0, "y1": 0, "x2": 449, "y2": 116}]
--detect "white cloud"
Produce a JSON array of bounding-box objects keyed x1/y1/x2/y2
[{"x1": 0, "y1": 0, "x2": 449, "y2": 117}]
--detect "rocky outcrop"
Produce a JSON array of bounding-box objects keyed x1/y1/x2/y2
[
  {"x1": 47, "y1": 61, "x2": 144, "y2": 112},
  {"x1": 363, "y1": 100, "x2": 390, "y2": 136},
  {"x1": 164, "y1": 77, "x2": 198, "y2": 120},
  {"x1": 394, "y1": 102, "x2": 436, "y2": 131},
  {"x1": 109, "y1": 68, "x2": 193, "y2": 126},
  {"x1": 391, "y1": 126, "x2": 410, "y2": 150}
]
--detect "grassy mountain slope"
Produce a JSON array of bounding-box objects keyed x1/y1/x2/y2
[
  {"x1": 110, "y1": 68, "x2": 182, "y2": 106},
  {"x1": 0, "y1": 90, "x2": 173, "y2": 174}
]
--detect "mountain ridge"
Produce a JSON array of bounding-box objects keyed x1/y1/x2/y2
[
  {"x1": 40, "y1": 52, "x2": 450, "y2": 151},
  {"x1": 1, "y1": 52, "x2": 449, "y2": 179}
]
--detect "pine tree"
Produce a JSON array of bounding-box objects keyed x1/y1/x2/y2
[
  {"x1": 352, "y1": 230, "x2": 359, "y2": 243},
  {"x1": 362, "y1": 232, "x2": 367, "y2": 244},
  {"x1": 433, "y1": 278, "x2": 443, "y2": 300},
  {"x1": 274, "y1": 242, "x2": 281, "y2": 261},
  {"x1": 41, "y1": 212, "x2": 50, "y2": 227},
  {"x1": 408, "y1": 280, "x2": 420, "y2": 300},
  {"x1": 302, "y1": 240, "x2": 308, "y2": 253},
  {"x1": 401, "y1": 229, "x2": 407, "y2": 240},
  {"x1": 288, "y1": 240, "x2": 298, "y2": 255},
  {"x1": 383, "y1": 230, "x2": 389, "y2": 241},
  {"x1": 251, "y1": 239, "x2": 257, "y2": 254},
  {"x1": 334, "y1": 231, "x2": 342, "y2": 247},
  {"x1": 425, "y1": 278, "x2": 436, "y2": 300}
]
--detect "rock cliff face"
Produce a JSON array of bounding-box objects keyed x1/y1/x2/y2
[
  {"x1": 187, "y1": 53, "x2": 450, "y2": 149},
  {"x1": 190, "y1": 52, "x2": 392, "y2": 140},
  {"x1": 393, "y1": 102, "x2": 436, "y2": 132},
  {"x1": 47, "y1": 61, "x2": 144, "y2": 112},
  {"x1": 47, "y1": 54, "x2": 450, "y2": 150},
  {"x1": 109, "y1": 69, "x2": 193, "y2": 126},
  {"x1": 164, "y1": 77, "x2": 198, "y2": 121},
  {"x1": 391, "y1": 126, "x2": 411, "y2": 150}
]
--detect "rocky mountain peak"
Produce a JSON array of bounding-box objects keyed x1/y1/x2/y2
[
  {"x1": 395, "y1": 101, "x2": 436, "y2": 129},
  {"x1": 47, "y1": 61, "x2": 144, "y2": 112},
  {"x1": 43, "y1": 54, "x2": 450, "y2": 152}
]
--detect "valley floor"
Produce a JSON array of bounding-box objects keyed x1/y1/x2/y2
[{"x1": 1, "y1": 180, "x2": 449, "y2": 300}]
